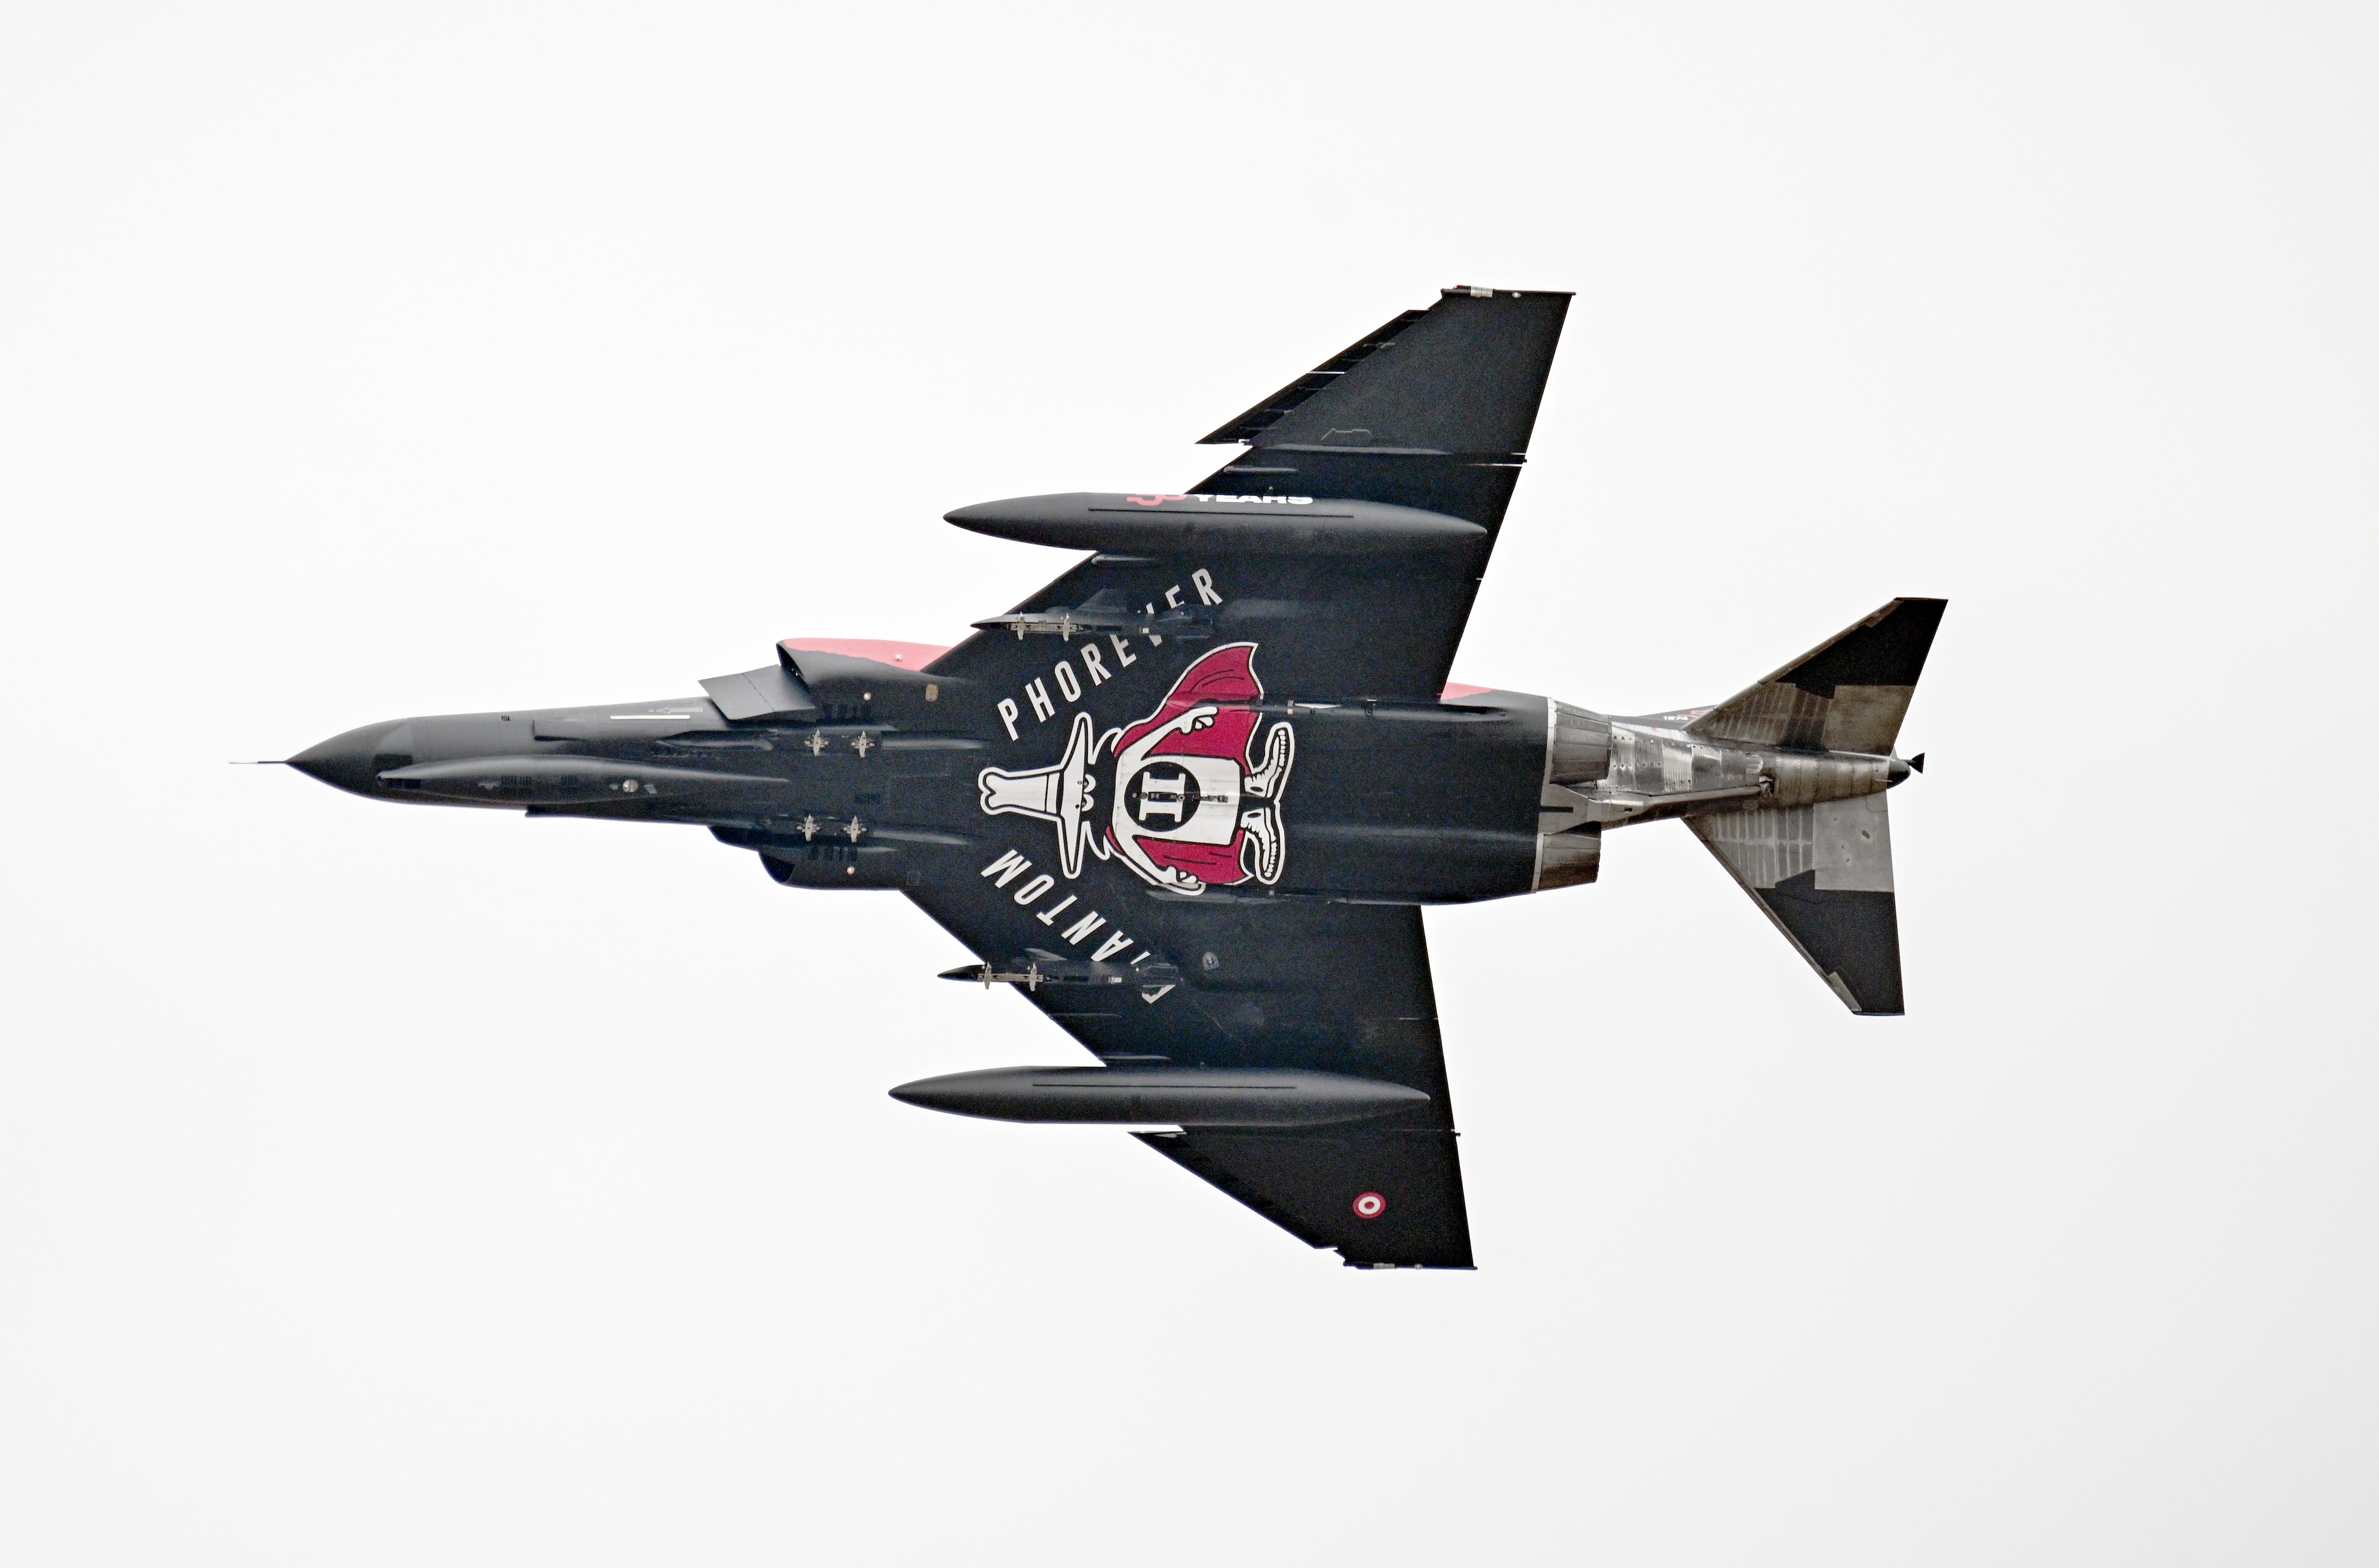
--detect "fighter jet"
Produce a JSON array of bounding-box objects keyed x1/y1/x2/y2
[{"x1": 282, "y1": 287, "x2": 1943, "y2": 1269}]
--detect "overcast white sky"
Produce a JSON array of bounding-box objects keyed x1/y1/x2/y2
[{"x1": 4, "y1": 4, "x2": 2374, "y2": 1564}]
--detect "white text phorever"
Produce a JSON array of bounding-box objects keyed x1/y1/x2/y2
[{"x1": 976, "y1": 642, "x2": 1294, "y2": 895}]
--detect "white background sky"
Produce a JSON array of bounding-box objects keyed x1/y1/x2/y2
[{"x1": 4, "y1": 4, "x2": 2374, "y2": 1563}]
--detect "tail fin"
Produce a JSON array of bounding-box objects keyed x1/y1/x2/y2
[
  {"x1": 1689, "y1": 797, "x2": 1903, "y2": 1015},
  {"x1": 1687, "y1": 597, "x2": 1946, "y2": 756},
  {"x1": 1683, "y1": 597, "x2": 1944, "y2": 1015}
]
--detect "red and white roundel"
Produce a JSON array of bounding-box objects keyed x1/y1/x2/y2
[{"x1": 1351, "y1": 1191, "x2": 1387, "y2": 1220}]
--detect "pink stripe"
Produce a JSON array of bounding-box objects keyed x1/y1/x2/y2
[
  {"x1": 778, "y1": 638, "x2": 954, "y2": 669},
  {"x1": 1440, "y1": 681, "x2": 1495, "y2": 699}
]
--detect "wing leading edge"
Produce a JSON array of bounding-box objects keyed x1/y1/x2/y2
[{"x1": 1191, "y1": 286, "x2": 1572, "y2": 535}]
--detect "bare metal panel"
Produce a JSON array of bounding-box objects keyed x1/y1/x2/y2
[
  {"x1": 1688, "y1": 598, "x2": 1945, "y2": 757},
  {"x1": 1690, "y1": 796, "x2": 1892, "y2": 893},
  {"x1": 1693, "y1": 804, "x2": 1820, "y2": 889},
  {"x1": 1547, "y1": 702, "x2": 1611, "y2": 785},
  {"x1": 1534, "y1": 824, "x2": 1601, "y2": 890},
  {"x1": 1686, "y1": 796, "x2": 1903, "y2": 1014}
]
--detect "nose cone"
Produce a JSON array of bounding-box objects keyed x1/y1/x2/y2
[
  {"x1": 888, "y1": 1079, "x2": 960, "y2": 1114},
  {"x1": 287, "y1": 721, "x2": 408, "y2": 797}
]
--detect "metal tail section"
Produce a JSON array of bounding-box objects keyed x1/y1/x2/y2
[
  {"x1": 1686, "y1": 598, "x2": 1946, "y2": 756},
  {"x1": 1687, "y1": 796, "x2": 1903, "y2": 1015}
]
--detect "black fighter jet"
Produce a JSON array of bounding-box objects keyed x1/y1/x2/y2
[{"x1": 285, "y1": 287, "x2": 1942, "y2": 1269}]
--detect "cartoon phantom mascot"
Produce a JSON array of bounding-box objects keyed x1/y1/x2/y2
[{"x1": 976, "y1": 642, "x2": 1294, "y2": 895}]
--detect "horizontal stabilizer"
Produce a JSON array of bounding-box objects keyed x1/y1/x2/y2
[
  {"x1": 1136, "y1": 1127, "x2": 1473, "y2": 1268},
  {"x1": 1688, "y1": 797, "x2": 1904, "y2": 1014},
  {"x1": 1688, "y1": 598, "x2": 1946, "y2": 756}
]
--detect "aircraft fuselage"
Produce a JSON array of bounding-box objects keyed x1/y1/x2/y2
[{"x1": 291, "y1": 674, "x2": 1905, "y2": 906}]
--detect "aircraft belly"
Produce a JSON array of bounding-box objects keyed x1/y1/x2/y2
[
  {"x1": 278, "y1": 286, "x2": 1954, "y2": 1267},
  {"x1": 1266, "y1": 698, "x2": 1547, "y2": 902}
]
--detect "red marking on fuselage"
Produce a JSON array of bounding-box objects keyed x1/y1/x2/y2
[
  {"x1": 1109, "y1": 643, "x2": 1268, "y2": 887},
  {"x1": 778, "y1": 638, "x2": 954, "y2": 668},
  {"x1": 1440, "y1": 681, "x2": 1494, "y2": 700}
]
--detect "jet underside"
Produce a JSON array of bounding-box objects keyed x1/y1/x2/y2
[{"x1": 286, "y1": 287, "x2": 1943, "y2": 1268}]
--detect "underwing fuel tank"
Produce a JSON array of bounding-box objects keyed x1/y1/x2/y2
[
  {"x1": 887, "y1": 1066, "x2": 1429, "y2": 1128},
  {"x1": 944, "y1": 491, "x2": 1487, "y2": 556}
]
